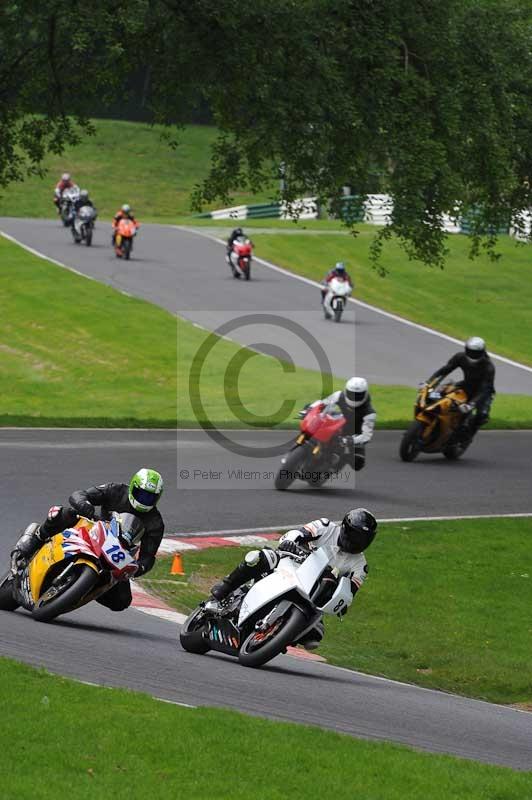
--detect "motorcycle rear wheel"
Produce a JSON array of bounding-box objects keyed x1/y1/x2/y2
[
  {"x1": 399, "y1": 420, "x2": 424, "y2": 462},
  {"x1": 0, "y1": 572, "x2": 20, "y2": 611},
  {"x1": 238, "y1": 606, "x2": 306, "y2": 668},
  {"x1": 274, "y1": 447, "x2": 306, "y2": 491},
  {"x1": 443, "y1": 441, "x2": 470, "y2": 460},
  {"x1": 32, "y1": 564, "x2": 98, "y2": 622},
  {"x1": 179, "y1": 607, "x2": 211, "y2": 654}
]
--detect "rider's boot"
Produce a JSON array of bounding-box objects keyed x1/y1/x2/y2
[
  {"x1": 298, "y1": 620, "x2": 324, "y2": 651},
  {"x1": 10, "y1": 524, "x2": 45, "y2": 573},
  {"x1": 210, "y1": 560, "x2": 256, "y2": 601}
]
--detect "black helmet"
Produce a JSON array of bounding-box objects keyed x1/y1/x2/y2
[
  {"x1": 338, "y1": 508, "x2": 377, "y2": 553},
  {"x1": 115, "y1": 513, "x2": 145, "y2": 549},
  {"x1": 234, "y1": 227, "x2": 243, "y2": 236}
]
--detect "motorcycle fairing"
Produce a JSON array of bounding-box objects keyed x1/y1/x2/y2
[{"x1": 238, "y1": 546, "x2": 331, "y2": 626}]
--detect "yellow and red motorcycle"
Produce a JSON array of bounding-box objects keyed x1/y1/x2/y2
[
  {"x1": 399, "y1": 383, "x2": 472, "y2": 462},
  {"x1": 0, "y1": 516, "x2": 139, "y2": 622}
]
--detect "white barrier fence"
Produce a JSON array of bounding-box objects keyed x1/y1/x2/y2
[{"x1": 197, "y1": 195, "x2": 530, "y2": 240}]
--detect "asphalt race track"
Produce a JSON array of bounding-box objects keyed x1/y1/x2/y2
[
  {"x1": 1, "y1": 429, "x2": 532, "y2": 769},
  {"x1": 1, "y1": 217, "x2": 532, "y2": 393},
  {"x1": 1, "y1": 219, "x2": 531, "y2": 768}
]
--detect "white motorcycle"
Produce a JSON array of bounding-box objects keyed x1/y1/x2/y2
[
  {"x1": 71, "y1": 205, "x2": 97, "y2": 246},
  {"x1": 323, "y1": 276, "x2": 352, "y2": 322},
  {"x1": 179, "y1": 542, "x2": 353, "y2": 668},
  {"x1": 59, "y1": 187, "x2": 80, "y2": 227}
]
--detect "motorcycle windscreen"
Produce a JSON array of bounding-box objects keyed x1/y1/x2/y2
[
  {"x1": 238, "y1": 560, "x2": 299, "y2": 626},
  {"x1": 238, "y1": 548, "x2": 329, "y2": 626}
]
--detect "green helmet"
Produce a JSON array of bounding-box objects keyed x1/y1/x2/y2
[{"x1": 128, "y1": 468, "x2": 164, "y2": 512}]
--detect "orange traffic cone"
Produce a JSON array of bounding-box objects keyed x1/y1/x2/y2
[{"x1": 170, "y1": 553, "x2": 184, "y2": 575}]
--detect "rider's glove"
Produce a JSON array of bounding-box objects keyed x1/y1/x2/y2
[
  {"x1": 459, "y1": 403, "x2": 474, "y2": 414},
  {"x1": 278, "y1": 539, "x2": 305, "y2": 556}
]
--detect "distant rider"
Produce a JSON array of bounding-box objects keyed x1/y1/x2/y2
[
  {"x1": 112, "y1": 204, "x2": 139, "y2": 244},
  {"x1": 10, "y1": 468, "x2": 164, "y2": 611},
  {"x1": 302, "y1": 376, "x2": 376, "y2": 472},
  {"x1": 210, "y1": 508, "x2": 378, "y2": 649},
  {"x1": 53, "y1": 173, "x2": 78, "y2": 211},
  {"x1": 320, "y1": 262, "x2": 353, "y2": 317},
  {"x1": 425, "y1": 336, "x2": 495, "y2": 442},
  {"x1": 227, "y1": 227, "x2": 245, "y2": 256},
  {"x1": 72, "y1": 189, "x2": 95, "y2": 214}
]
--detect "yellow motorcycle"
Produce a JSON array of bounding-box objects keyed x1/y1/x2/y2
[
  {"x1": 400, "y1": 383, "x2": 472, "y2": 462},
  {"x1": 0, "y1": 515, "x2": 140, "y2": 622}
]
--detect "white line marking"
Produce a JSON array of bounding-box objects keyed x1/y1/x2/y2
[
  {"x1": 0, "y1": 230, "x2": 137, "y2": 299},
  {"x1": 171, "y1": 512, "x2": 532, "y2": 538},
  {"x1": 76, "y1": 676, "x2": 196, "y2": 707},
  {"x1": 177, "y1": 226, "x2": 532, "y2": 375}
]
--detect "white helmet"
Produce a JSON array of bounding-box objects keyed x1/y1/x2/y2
[
  {"x1": 344, "y1": 376, "x2": 368, "y2": 408},
  {"x1": 122, "y1": 204, "x2": 131, "y2": 213},
  {"x1": 61, "y1": 173, "x2": 71, "y2": 181},
  {"x1": 465, "y1": 336, "x2": 486, "y2": 363}
]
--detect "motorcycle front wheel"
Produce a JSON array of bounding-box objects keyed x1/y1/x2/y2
[
  {"x1": 85, "y1": 228, "x2": 93, "y2": 246},
  {"x1": 333, "y1": 301, "x2": 344, "y2": 322},
  {"x1": 274, "y1": 447, "x2": 306, "y2": 491},
  {"x1": 399, "y1": 420, "x2": 425, "y2": 462},
  {"x1": 238, "y1": 606, "x2": 306, "y2": 668},
  {"x1": 123, "y1": 238, "x2": 132, "y2": 260},
  {"x1": 32, "y1": 564, "x2": 98, "y2": 622},
  {"x1": 179, "y1": 607, "x2": 211, "y2": 654}
]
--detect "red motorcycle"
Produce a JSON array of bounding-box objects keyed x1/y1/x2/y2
[
  {"x1": 227, "y1": 236, "x2": 253, "y2": 279},
  {"x1": 274, "y1": 404, "x2": 347, "y2": 491}
]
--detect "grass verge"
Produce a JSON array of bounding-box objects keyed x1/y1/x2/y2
[
  {"x1": 1, "y1": 657, "x2": 530, "y2": 798},
  {"x1": 1, "y1": 235, "x2": 531, "y2": 427},
  {"x1": 142, "y1": 517, "x2": 532, "y2": 705},
  {"x1": 248, "y1": 227, "x2": 532, "y2": 367},
  {"x1": 0, "y1": 119, "x2": 276, "y2": 222}
]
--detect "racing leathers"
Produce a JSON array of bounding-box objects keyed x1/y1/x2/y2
[
  {"x1": 306, "y1": 390, "x2": 376, "y2": 471},
  {"x1": 211, "y1": 518, "x2": 369, "y2": 647},
  {"x1": 53, "y1": 178, "x2": 77, "y2": 208},
  {"x1": 112, "y1": 210, "x2": 139, "y2": 243},
  {"x1": 12, "y1": 483, "x2": 164, "y2": 611},
  {"x1": 428, "y1": 352, "x2": 495, "y2": 436},
  {"x1": 320, "y1": 268, "x2": 353, "y2": 303}
]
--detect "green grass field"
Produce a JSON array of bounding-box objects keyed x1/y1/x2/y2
[
  {"x1": 0, "y1": 119, "x2": 276, "y2": 222},
  {"x1": 248, "y1": 227, "x2": 532, "y2": 367},
  {"x1": 1, "y1": 658, "x2": 530, "y2": 798},
  {"x1": 1, "y1": 235, "x2": 531, "y2": 428},
  {"x1": 143, "y1": 517, "x2": 532, "y2": 705}
]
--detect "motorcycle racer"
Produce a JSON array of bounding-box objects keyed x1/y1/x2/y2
[
  {"x1": 112, "y1": 204, "x2": 139, "y2": 244},
  {"x1": 320, "y1": 262, "x2": 353, "y2": 316},
  {"x1": 210, "y1": 508, "x2": 377, "y2": 648},
  {"x1": 53, "y1": 172, "x2": 78, "y2": 210},
  {"x1": 10, "y1": 468, "x2": 164, "y2": 611},
  {"x1": 302, "y1": 377, "x2": 376, "y2": 472},
  {"x1": 425, "y1": 337, "x2": 495, "y2": 441}
]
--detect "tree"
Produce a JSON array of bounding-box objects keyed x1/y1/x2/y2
[{"x1": 2, "y1": 0, "x2": 532, "y2": 267}]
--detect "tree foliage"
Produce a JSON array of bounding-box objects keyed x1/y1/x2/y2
[{"x1": 2, "y1": 0, "x2": 532, "y2": 266}]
